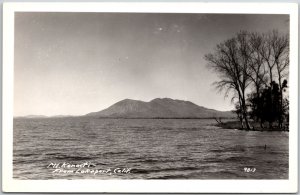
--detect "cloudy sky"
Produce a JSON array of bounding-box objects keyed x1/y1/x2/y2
[{"x1": 14, "y1": 13, "x2": 289, "y2": 116}]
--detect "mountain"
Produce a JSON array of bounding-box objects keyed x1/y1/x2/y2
[{"x1": 86, "y1": 98, "x2": 235, "y2": 118}]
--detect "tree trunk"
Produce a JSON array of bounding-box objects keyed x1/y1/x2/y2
[
  {"x1": 243, "y1": 110, "x2": 251, "y2": 130},
  {"x1": 237, "y1": 98, "x2": 244, "y2": 129},
  {"x1": 268, "y1": 63, "x2": 273, "y2": 84},
  {"x1": 260, "y1": 120, "x2": 264, "y2": 128},
  {"x1": 241, "y1": 95, "x2": 251, "y2": 130},
  {"x1": 255, "y1": 83, "x2": 260, "y2": 122},
  {"x1": 278, "y1": 75, "x2": 283, "y2": 129}
]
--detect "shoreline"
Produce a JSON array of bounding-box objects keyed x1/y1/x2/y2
[
  {"x1": 216, "y1": 120, "x2": 289, "y2": 132},
  {"x1": 14, "y1": 116, "x2": 235, "y2": 120}
]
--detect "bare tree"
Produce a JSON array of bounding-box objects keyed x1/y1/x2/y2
[
  {"x1": 205, "y1": 32, "x2": 252, "y2": 130},
  {"x1": 247, "y1": 32, "x2": 268, "y2": 127},
  {"x1": 270, "y1": 31, "x2": 289, "y2": 127},
  {"x1": 257, "y1": 31, "x2": 289, "y2": 128}
]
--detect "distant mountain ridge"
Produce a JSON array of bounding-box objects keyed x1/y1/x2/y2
[
  {"x1": 86, "y1": 98, "x2": 235, "y2": 118},
  {"x1": 15, "y1": 115, "x2": 74, "y2": 119},
  {"x1": 15, "y1": 115, "x2": 49, "y2": 119}
]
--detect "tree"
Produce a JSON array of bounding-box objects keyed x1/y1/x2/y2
[
  {"x1": 248, "y1": 81, "x2": 288, "y2": 129},
  {"x1": 271, "y1": 32, "x2": 289, "y2": 127},
  {"x1": 205, "y1": 30, "x2": 289, "y2": 130},
  {"x1": 248, "y1": 31, "x2": 289, "y2": 128},
  {"x1": 205, "y1": 32, "x2": 252, "y2": 130}
]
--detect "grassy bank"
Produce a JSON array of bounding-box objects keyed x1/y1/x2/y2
[{"x1": 216, "y1": 120, "x2": 289, "y2": 132}]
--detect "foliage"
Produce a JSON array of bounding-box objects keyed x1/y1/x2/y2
[{"x1": 248, "y1": 81, "x2": 288, "y2": 128}]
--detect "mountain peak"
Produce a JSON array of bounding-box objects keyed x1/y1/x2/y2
[
  {"x1": 115, "y1": 98, "x2": 145, "y2": 105},
  {"x1": 151, "y1": 98, "x2": 173, "y2": 102},
  {"x1": 150, "y1": 98, "x2": 195, "y2": 105}
]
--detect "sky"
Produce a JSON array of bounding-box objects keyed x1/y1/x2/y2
[{"x1": 14, "y1": 13, "x2": 289, "y2": 116}]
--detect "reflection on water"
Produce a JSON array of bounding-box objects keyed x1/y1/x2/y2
[{"x1": 13, "y1": 118, "x2": 288, "y2": 179}]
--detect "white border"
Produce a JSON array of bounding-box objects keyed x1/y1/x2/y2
[{"x1": 2, "y1": 2, "x2": 298, "y2": 193}]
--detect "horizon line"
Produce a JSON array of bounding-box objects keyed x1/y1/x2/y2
[{"x1": 14, "y1": 97, "x2": 234, "y2": 117}]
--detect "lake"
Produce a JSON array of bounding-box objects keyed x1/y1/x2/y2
[{"x1": 13, "y1": 118, "x2": 288, "y2": 179}]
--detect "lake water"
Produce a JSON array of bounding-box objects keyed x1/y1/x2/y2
[{"x1": 13, "y1": 118, "x2": 288, "y2": 179}]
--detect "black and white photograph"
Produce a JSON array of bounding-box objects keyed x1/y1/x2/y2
[{"x1": 2, "y1": 2, "x2": 298, "y2": 193}]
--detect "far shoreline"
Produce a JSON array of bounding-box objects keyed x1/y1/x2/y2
[{"x1": 14, "y1": 116, "x2": 235, "y2": 120}]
